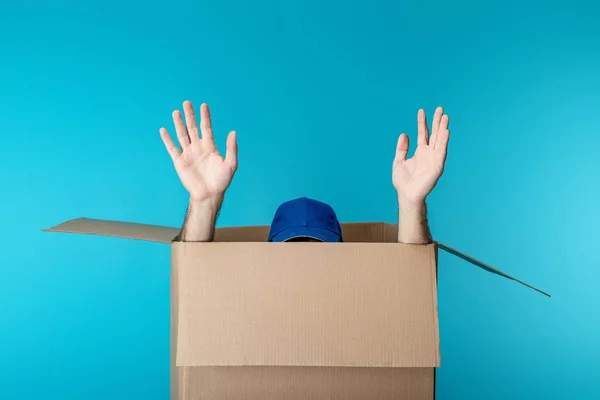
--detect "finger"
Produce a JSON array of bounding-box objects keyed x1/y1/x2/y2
[
  {"x1": 417, "y1": 109, "x2": 429, "y2": 145},
  {"x1": 172, "y1": 110, "x2": 190, "y2": 149},
  {"x1": 225, "y1": 130, "x2": 238, "y2": 170},
  {"x1": 435, "y1": 129, "x2": 450, "y2": 160},
  {"x1": 159, "y1": 128, "x2": 181, "y2": 161},
  {"x1": 200, "y1": 103, "x2": 214, "y2": 143},
  {"x1": 439, "y1": 114, "x2": 449, "y2": 133},
  {"x1": 183, "y1": 100, "x2": 199, "y2": 142},
  {"x1": 430, "y1": 106, "x2": 443, "y2": 147},
  {"x1": 395, "y1": 133, "x2": 409, "y2": 162}
]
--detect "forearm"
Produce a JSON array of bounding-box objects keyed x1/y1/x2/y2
[
  {"x1": 397, "y1": 198, "x2": 432, "y2": 244},
  {"x1": 175, "y1": 195, "x2": 223, "y2": 242}
]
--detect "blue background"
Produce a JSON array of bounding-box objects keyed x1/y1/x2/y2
[{"x1": 1, "y1": 0, "x2": 599, "y2": 399}]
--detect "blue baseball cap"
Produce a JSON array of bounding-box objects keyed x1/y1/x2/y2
[{"x1": 267, "y1": 197, "x2": 343, "y2": 242}]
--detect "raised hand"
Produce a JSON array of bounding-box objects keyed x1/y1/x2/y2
[
  {"x1": 160, "y1": 101, "x2": 238, "y2": 204},
  {"x1": 393, "y1": 107, "x2": 450, "y2": 205}
]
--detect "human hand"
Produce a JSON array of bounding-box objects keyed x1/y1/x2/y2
[
  {"x1": 392, "y1": 107, "x2": 450, "y2": 206},
  {"x1": 160, "y1": 101, "x2": 238, "y2": 204}
]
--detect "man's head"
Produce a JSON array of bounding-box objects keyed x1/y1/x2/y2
[{"x1": 267, "y1": 197, "x2": 343, "y2": 242}]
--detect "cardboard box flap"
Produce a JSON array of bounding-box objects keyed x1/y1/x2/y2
[
  {"x1": 175, "y1": 242, "x2": 441, "y2": 368},
  {"x1": 381, "y1": 223, "x2": 549, "y2": 296},
  {"x1": 42, "y1": 217, "x2": 179, "y2": 243},
  {"x1": 42, "y1": 220, "x2": 390, "y2": 243},
  {"x1": 436, "y1": 242, "x2": 550, "y2": 297}
]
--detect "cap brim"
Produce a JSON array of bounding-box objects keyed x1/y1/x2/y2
[{"x1": 269, "y1": 226, "x2": 342, "y2": 243}]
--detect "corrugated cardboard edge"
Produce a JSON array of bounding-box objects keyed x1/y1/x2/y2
[
  {"x1": 427, "y1": 244, "x2": 442, "y2": 368},
  {"x1": 42, "y1": 217, "x2": 178, "y2": 243},
  {"x1": 171, "y1": 245, "x2": 182, "y2": 400},
  {"x1": 435, "y1": 242, "x2": 551, "y2": 297}
]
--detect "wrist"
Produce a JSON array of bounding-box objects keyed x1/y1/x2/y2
[
  {"x1": 398, "y1": 196, "x2": 426, "y2": 214},
  {"x1": 189, "y1": 193, "x2": 224, "y2": 212},
  {"x1": 187, "y1": 195, "x2": 223, "y2": 229},
  {"x1": 178, "y1": 194, "x2": 223, "y2": 242},
  {"x1": 397, "y1": 197, "x2": 432, "y2": 244}
]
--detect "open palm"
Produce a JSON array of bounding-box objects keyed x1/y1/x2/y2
[
  {"x1": 393, "y1": 107, "x2": 450, "y2": 204},
  {"x1": 160, "y1": 101, "x2": 238, "y2": 203}
]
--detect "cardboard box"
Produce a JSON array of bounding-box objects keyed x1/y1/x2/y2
[{"x1": 43, "y1": 217, "x2": 548, "y2": 400}]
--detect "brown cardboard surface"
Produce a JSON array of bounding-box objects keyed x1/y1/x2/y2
[
  {"x1": 43, "y1": 216, "x2": 550, "y2": 400},
  {"x1": 175, "y1": 242, "x2": 440, "y2": 368},
  {"x1": 181, "y1": 366, "x2": 435, "y2": 400}
]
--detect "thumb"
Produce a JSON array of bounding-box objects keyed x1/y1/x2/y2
[
  {"x1": 395, "y1": 133, "x2": 409, "y2": 162},
  {"x1": 225, "y1": 130, "x2": 238, "y2": 170}
]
